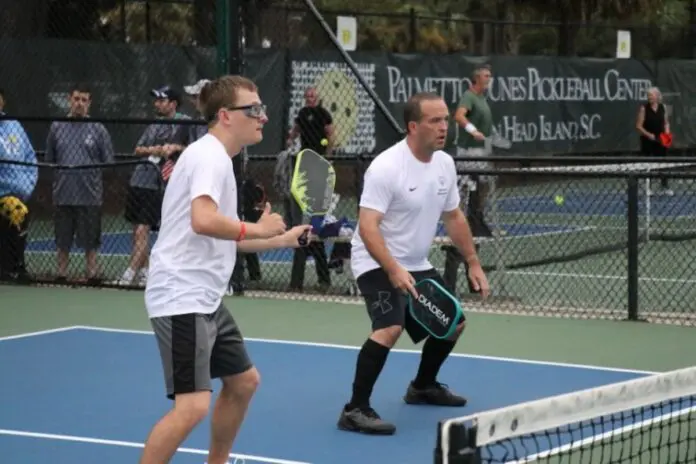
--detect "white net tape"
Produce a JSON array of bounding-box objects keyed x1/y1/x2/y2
[{"x1": 439, "y1": 365, "x2": 696, "y2": 464}]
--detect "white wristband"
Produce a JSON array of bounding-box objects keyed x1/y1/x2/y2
[{"x1": 464, "y1": 123, "x2": 477, "y2": 134}]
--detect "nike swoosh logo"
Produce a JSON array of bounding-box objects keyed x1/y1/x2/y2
[{"x1": 409, "y1": 187, "x2": 417, "y2": 191}]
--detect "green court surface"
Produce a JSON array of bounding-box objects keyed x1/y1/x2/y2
[{"x1": 3, "y1": 284, "x2": 696, "y2": 372}]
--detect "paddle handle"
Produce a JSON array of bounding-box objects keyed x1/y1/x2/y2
[{"x1": 298, "y1": 229, "x2": 310, "y2": 246}]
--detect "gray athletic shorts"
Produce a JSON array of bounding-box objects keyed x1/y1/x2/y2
[
  {"x1": 54, "y1": 205, "x2": 102, "y2": 251},
  {"x1": 150, "y1": 303, "x2": 253, "y2": 400}
]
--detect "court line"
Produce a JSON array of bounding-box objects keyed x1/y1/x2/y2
[
  {"x1": 0, "y1": 326, "x2": 81, "y2": 342},
  {"x1": 506, "y1": 270, "x2": 696, "y2": 285},
  {"x1": 0, "y1": 428, "x2": 311, "y2": 464},
  {"x1": 511, "y1": 404, "x2": 696, "y2": 463},
  {"x1": 73, "y1": 325, "x2": 658, "y2": 375}
]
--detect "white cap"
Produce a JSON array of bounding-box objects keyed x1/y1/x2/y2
[{"x1": 184, "y1": 79, "x2": 211, "y2": 95}]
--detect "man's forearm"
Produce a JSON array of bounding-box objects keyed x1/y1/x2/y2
[
  {"x1": 238, "y1": 234, "x2": 288, "y2": 253},
  {"x1": 192, "y1": 211, "x2": 267, "y2": 241},
  {"x1": 455, "y1": 115, "x2": 469, "y2": 128},
  {"x1": 135, "y1": 146, "x2": 163, "y2": 157},
  {"x1": 361, "y1": 225, "x2": 400, "y2": 273},
  {"x1": 454, "y1": 107, "x2": 470, "y2": 129},
  {"x1": 444, "y1": 211, "x2": 480, "y2": 266}
]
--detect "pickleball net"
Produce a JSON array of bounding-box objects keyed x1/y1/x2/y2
[{"x1": 434, "y1": 365, "x2": 696, "y2": 463}]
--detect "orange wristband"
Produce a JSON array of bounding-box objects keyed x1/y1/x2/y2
[{"x1": 237, "y1": 222, "x2": 246, "y2": 241}]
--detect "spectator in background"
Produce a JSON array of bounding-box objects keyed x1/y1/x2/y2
[
  {"x1": 287, "y1": 87, "x2": 335, "y2": 157},
  {"x1": 236, "y1": 174, "x2": 264, "y2": 284},
  {"x1": 119, "y1": 86, "x2": 190, "y2": 286},
  {"x1": 285, "y1": 87, "x2": 334, "y2": 291},
  {"x1": 448, "y1": 65, "x2": 494, "y2": 296},
  {"x1": 454, "y1": 64, "x2": 494, "y2": 238},
  {"x1": 637, "y1": 86, "x2": 672, "y2": 196},
  {"x1": 0, "y1": 88, "x2": 38, "y2": 282},
  {"x1": 181, "y1": 78, "x2": 210, "y2": 143},
  {"x1": 228, "y1": 145, "x2": 250, "y2": 296},
  {"x1": 45, "y1": 84, "x2": 115, "y2": 283}
]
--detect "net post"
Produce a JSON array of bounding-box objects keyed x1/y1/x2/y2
[
  {"x1": 488, "y1": 171, "x2": 505, "y2": 297},
  {"x1": 216, "y1": 0, "x2": 230, "y2": 75},
  {"x1": 626, "y1": 174, "x2": 643, "y2": 322},
  {"x1": 225, "y1": 0, "x2": 244, "y2": 76},
  {"x1": 435, "y1": 420, "x2": 482, "y2": 464}
]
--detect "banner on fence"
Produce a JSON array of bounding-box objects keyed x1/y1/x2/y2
[{"x1": 2, "y1": 39, "x2": 695, "y2": 157}]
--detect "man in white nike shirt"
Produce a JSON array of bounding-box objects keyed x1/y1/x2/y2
[
  {"x1": 140, "y1": 75, "x2": 310, "y2": 464},
  {"x1": 337, "y1": 92, "x2": 490, "y2": 435}
]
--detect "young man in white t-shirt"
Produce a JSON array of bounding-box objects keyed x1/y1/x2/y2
[
  {"x1": 140, "y1": 75, "x2": 311, "y2": 464},
  {"x1": 337, "y1": 92, "x2": 490, "y2": 435}
]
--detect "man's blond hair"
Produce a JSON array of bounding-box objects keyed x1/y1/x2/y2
[{"x1": 200, "y1": 75, "x2": 258, "y2": 123}]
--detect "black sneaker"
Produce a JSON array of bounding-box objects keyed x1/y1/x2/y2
[
  {"x1": 403, "y1": 381, "x2": 468, "y2": 407},
  {"x1": 337, "y1": 405, "x2": 396, "y2": 435}
]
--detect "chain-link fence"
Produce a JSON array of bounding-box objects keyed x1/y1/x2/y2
[
  {"x1": 0, "y1": 115, "x2": 205, "y2": 284},
  {"x1": 4, "y1": 123, "x2": 696, "y2": 327},
  {"x1": 240, "y1": 157, "x2": 696, "y2": 327},
  {"x1": 459, "y1": 160, "x2": 696, "y2": 326}
]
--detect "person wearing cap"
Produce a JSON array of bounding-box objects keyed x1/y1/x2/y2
[
  {"x1": 119, "y1": 86, "x2": 190, "y2": 286},
  {"x1": 182, "y1": 78, "x2": 210, "y2": 144}
]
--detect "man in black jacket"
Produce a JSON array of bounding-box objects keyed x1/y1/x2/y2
[{"x1": 285, "y1": 87, "x2": 334, "y2": 291}]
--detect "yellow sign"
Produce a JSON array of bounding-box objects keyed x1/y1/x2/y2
[
  {"x1": 337, "y1": 16, "x2": 357, "y2": 51},
  {"x1": 616, "y1": 30, "x2": 631, "y2": 59}
]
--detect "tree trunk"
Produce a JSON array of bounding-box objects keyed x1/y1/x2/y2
[{"x1": 194, "y1": 0, "x2": 216, "y2": 46}]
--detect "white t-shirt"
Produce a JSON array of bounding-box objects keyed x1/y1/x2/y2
[
  {"x1": 145, "y1": 134, "x2": 238, "y2": 318},
  {"x1": 351, "y1": 139, "x2": 460, "y2": 279}
]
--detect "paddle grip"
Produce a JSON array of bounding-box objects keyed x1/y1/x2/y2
[{"x1": 298, "y1": 229, "x2": 310, "y2": 246}]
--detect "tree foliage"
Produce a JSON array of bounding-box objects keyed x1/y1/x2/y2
[
  {"x1": 309, "y1": 0, "x2": 690, "y2": 57},
  {"x1": 0, "y1": 0, "x2": 691, "y2": 59}
]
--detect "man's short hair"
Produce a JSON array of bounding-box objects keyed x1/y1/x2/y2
[
  {"x1": 403, "y1": 92, "x2": 443, "y2": 132},
  {"x1": 200, "y1": 75, "x2": 258, "y2": 122},
  {"x1": 0, "y1": 88, "x2": 4, "y2": 99},
  {"x1": 472, "y1": 65, "x2": 492, "y2": 83},
  {"x1": 70, "y1": 83, "x2": 91, "y2": 96}
]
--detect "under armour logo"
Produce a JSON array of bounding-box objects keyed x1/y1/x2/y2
[{"x1": 371, "y1": 291, "x2": 393, "y2": 315}]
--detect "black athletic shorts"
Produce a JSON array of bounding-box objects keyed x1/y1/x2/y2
[
  {"x1": 150, "y1": 303, "x2": 253, "y2": 400},
  {"x1": 124, "y1": 186, "x2": 162, "y2": 229},
  {"x1": 357, "y1": 267, "x2": 464, "y2": 344}
]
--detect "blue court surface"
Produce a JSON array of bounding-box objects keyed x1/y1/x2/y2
[
  {"x1": 26, "y1": 222, "x2": 582, "y2": 259},
  {"x1": 0, "y1": 327, "x2": 654, "y2": 464}
]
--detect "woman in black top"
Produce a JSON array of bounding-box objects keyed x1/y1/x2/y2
[{"x1": 636, "y1": 87, "x2": 672, "y2": 195}]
